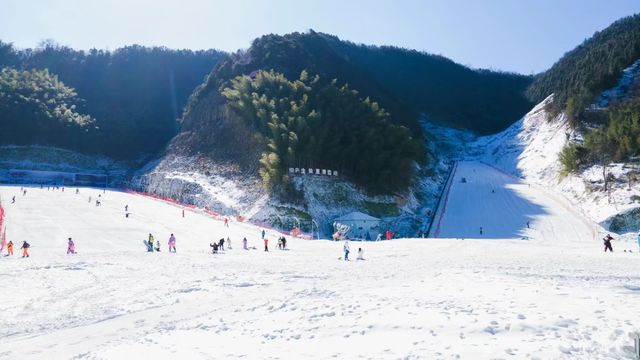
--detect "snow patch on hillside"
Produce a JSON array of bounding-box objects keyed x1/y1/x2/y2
[
  {"x1": 470, "y1": 95, "x2": 640, "y2": 238},
  {"x1": 597, "y1": 58, "x2": 640, "y2": 107},
  {"x1": 132, "y1": 154, "x2": 263, "y2": 216}
]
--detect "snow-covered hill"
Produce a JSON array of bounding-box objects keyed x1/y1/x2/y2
[{"x1": 468, "y1": 94, "x2": 640, "y2": 242}]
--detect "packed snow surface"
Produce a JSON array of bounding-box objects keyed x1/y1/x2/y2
[
  {"x1": 435, "y1": 161, "x2": 595, "y2": 243},
  {"x1": 1, "y1": 178, "x2": 640, "y2": 359}
]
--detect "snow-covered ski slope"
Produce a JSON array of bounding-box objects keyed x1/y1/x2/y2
[
  {"x1": 434, "y1": 161, "x2": 596, "y2": 244},
  {"x1": 1, "y1": 185, "x2": 640, "y2": 359}
]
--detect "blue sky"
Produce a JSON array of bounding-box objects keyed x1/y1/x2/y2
[{"x1": 1, "y1": 0, "x2": 639, "y2": 74}]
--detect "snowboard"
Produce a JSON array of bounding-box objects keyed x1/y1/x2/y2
[{"x1": 143, "y1": 240, "x2": 153, "y2": 252}]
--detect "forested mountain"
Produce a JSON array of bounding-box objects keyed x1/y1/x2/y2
[
  {"x1": 527, "y1": 14, "x2": 640, "y2": 124},
  {"x1": 528, "y1": 14, "x2": 640, "y2": 174},
  {"x1": 180, "y1": 31, "x2": 533, "y2": 194},
  {"x1": 320, "y1": 34, "x2": 533, "y2": 134},
  {"x1": 186, "y1": 31, "x2": 533, "y2": 136},
  {"x1": 0, "y1": 41, "x2": 226, "y2": 159}
]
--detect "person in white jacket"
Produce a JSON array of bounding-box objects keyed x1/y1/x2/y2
[
  {"x1": 343, "y1": 240, "x2": 350, "y2": 261},
  {"x1": 357, "y1": 248, "x2": 364, "y2": 260}
]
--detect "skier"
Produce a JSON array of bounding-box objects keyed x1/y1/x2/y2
[
  {"x1": 5, "y1": 241, "x2": 13, "y2": 256},
  {"x1": 75, "y1": 188, "x2": 79, "y2": 194},
  {"x1": 168, "y1": 234, "x2": 176, "y2": 253},
  {"x1": 480, "y1": 226, "x2": 483, "y2": 235},
  {"x1": 67, "y1": 237, "x2": 76, "y2": 254},
  {"x1": 264, "y1": 237, "x2": 269, "y2": 252},
  {"x1": 385, "y1": 230, "x2": 391, "y2": 241},
  {"x1": 11, "y1": 196, "x2": 15, "y2": 204},
  {"x1": 224, "y1": 218, "x2": 229, "y2": 227},
  {"x1": 526, "y1": 221, "x2": 530, "y2": 229},
  {"x1": 277, "y1": 237, "x2": 283, "y2": 250},
  {"x1": 147, "y1": 234, "x2": 155, "y2": 252},
  {"x1": 261, "y1": 229, "x2": 266, "y2": 240},
  {"x1": 210, "y1": 242, "x2": 219, "y2": 254},
  {"x1": 125, "y1": 205, "x2": 128, "y2": 212},
  {"x1": 343, "y1": 240, "x2": 350, "y2": 261},
  {"x1": 281, "y1": 236, "x2": 287, "y2": 250},
  {"x1": 603, "y1": 234, "x2": 614, "y2": 252},
  {"x1": 21, "y1": 241, "x2": 30, "y2": 258},
  {"x1": 219, "y1": 237, "x2": 225, "y2": 251},
  {"x1": 226, "y1": 237, "x2": 231, "y2": 250},
  {"x1": 375, "y1": 233, "x2": 382, "y2": 241},
  {"x1": 155, "y1": 240, "x2": 161, "y2": 252},
  {"x1": 357, "y1": 247, "x2": 364, "y2": 260},
  {"x1": 243, "y1": 237, "x2": 248, "y2": 250},
  {"x1": 23, "y1": 189, "x2": 27, "y2": 196}
]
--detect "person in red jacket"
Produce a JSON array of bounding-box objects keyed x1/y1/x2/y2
[
  {"x1": 264, "y1": 237, "x2": 269, "y2": 252},
  {"x1": 385, "y1": 230, "x2": 391, "y2": 240}
]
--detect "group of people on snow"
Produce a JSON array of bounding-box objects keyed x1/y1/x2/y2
[
  {"x1": 2, "y1": 240, "x2": 29, "y2": 258},
  {"x1": 342, "y1": 240, "x2": 364, "y2": 261}
]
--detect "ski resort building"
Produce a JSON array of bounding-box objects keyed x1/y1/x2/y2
[{"x1": 334, "y1": 211, "x2": 380, "y2": 240}]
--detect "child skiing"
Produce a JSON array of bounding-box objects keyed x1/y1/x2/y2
[
  {"x1": 67, "y1": 237, "x2": 76, "y2": 254},
  {"x1": 5, "y1": 241, "x2": 13, "y2": 256},
  {"x1": 226, "y1": 237, "x2": 231, "y2": 250},
  {"x1": 21, "y1": 241, "x2": 30, "y2": 258},
  {"x1": 343, "y1": 240, "x2": 350, "y2": 261},
  {"x1": 155, "y1": 240, "x2": 161, "y2": 252},
  {"x1": 168, "y1": 234, "x2": 176, "y2": 253}
]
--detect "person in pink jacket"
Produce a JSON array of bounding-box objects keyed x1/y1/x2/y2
[
  {"x1": 67, "y1": 237, "x2": 76, "y2": 254},
  {"x1": 168, "y1": 234, "x2": 176, "y2": 253}
]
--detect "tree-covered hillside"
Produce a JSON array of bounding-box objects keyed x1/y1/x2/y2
[
  {"x1": 180, "y1": 31, "x2": 535, "y2": 195},
  {"x1": 321, "y1": 34, "x2": 533, "y2": 134},
  {"x1": 222, "y1": 70, "x2": 424, "y2": 194},
  {"x1": 186, "y1": 32, "x2": 534, "y2": 136},
  {"x1": 0, "y1": 41, "x2": 226, "y2": 159},
  {"x1": 527, "y1": 14, "x2": 640, "y2": 124},
  {"x1": 0, "y1": 68, "x2": 94, "y2": 148}
]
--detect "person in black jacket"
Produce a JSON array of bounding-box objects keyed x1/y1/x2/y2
[{"x1": 603, "y1": 234, "x2": 614, "y2": 252}]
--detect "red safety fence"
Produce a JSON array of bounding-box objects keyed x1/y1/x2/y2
[
  {"x1": 124, "y1": 189, "x2": 313, "y2": 239},
  {"x1": 0, "y1": 197, "x2": 5, "y2": 251}
]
